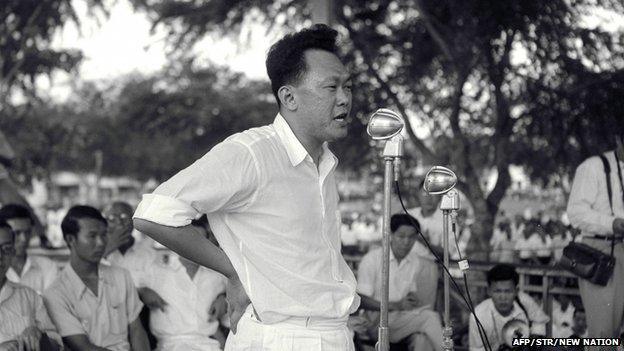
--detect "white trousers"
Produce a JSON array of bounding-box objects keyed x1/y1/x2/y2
[{"x1": 225, "y1": 309, "x2": 354, "y2": 351}]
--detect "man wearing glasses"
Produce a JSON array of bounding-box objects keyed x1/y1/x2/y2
[
  {"x1": 0, "y1": 204, "x2": 59, "y2": 294},
  {"x1": 0, "y1": 220, "x2": 61, "y2": 351},
  {"x1": 356, "y1": 214, "x2": 444, "y2": 351},
  {"x1": 102, "y1": 201, "x2": 165, "y2": 312}
]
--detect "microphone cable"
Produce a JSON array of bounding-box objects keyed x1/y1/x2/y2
[
  {"x1": 450, "y1": 211, "x2": 494, "y2": 351},
  {"x1": 394, "y1": 180, "x2": 493, "y2": 351}
]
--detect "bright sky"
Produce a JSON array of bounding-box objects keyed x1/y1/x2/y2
[
  {"x1": 43, "y1": 0, "x2": 623, "y2": 102},
  {"x1": 47, "y1": 0, "x2": 275, "y2": 100}
]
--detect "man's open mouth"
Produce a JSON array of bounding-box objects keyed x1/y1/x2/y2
[{"x1": 334, "y1": 113, "x2": 348, "y2": 122}]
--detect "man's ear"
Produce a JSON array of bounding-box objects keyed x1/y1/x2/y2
[
  {"x1": 278, "y1": 85, "x2": 297, "y2": 111},
  {"x1": 66, "y1": 235, "x2": 76, "y2": 250}
]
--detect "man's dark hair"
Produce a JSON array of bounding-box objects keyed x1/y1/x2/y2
[
  {"x1": 0, "y1": 219, "x2": 13, "y2": 237},
  {"x1": 487, "y1": 263, "x2": 519, "y2": 286},
  {"x1": 266, "y1": 24, "x2": 340, "y2": 106},
  {"x1": 105, "y1": 201, "x2": 133, "y2": 214},
  {"x1": 61, "y1": 205, "x2": 107, "y2": 242},
  {"x1": 390, "y1": 214, "x2": 420, "y2": 233},
  {"x1": 0, "y1": 203, "x2": 32, "y2": 223}
]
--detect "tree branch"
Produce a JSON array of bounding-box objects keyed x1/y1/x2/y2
[
  {"x1": 413, "y1": 0, "x2": 455, "y2": 63},
  {"x1": 0, "y1": 2, "x2": 44, "y2": 109},
  {"x1": 339, "y1": 16, "x2": 438, "y2": 163},
  {"x1": 485, "y1": 35, "x2": 515, "y2": 211}
]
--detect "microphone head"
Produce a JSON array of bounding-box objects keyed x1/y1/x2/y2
[
  {"x1": 423, "y1": 166, "x2": 457, "y2": 194},
  {"x1": 367, "y1": 108, "x2": 404, "y2": 140}
]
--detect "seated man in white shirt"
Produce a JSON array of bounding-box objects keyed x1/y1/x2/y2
[
  {"x1": 551, "y1": 294, "x2": 575, "y2": 338},
  {"x1": 142, "y1": 216, "x2": 227, "y2": 351},
  {"x1": 356, "y1": 214, "x2": 444, "y2": 351},
  {"x1": 570, "y1": 307, "x2": 588, "y2": 339},
  {"x1": 0, "y1": 204, "x2": 59, "y2": 294},
  {"x1": 0, "y1": 220, "x2": 61, "y2": 351},
  {"x1": 144, "y1": 250, "x2": 227, "y2": 351},
  {"x1": 43, "y1": 205, "x2": 150, "y2": 351},
  {"x1": 102, "y1": 201, "x2": 165, "y2": 312},
  {"x1": 469, "y1": 264, "x2": 549, "y2": 351}
]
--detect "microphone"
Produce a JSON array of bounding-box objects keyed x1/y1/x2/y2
[
  {"x1": 423, "y1": 166, "x2": 457, "y2": 195},
  {"x1": 367, "y1": 108, "x2": 404, "y2": 181},
  {"x1": 366, "y1": 108, "x2": 405, "y2": 351},
  {"x1": 366, "y1": 108, "x2": 404, "y2": 140}
]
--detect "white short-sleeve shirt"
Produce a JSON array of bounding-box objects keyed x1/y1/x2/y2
[
  {"x1": 43, "y1": 264, "x2": 143, "y2": 351},
  {"x1": 134, "y1": 114, "x2": 359, "y2": 324}
]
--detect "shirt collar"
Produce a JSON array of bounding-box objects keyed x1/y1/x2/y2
[
  {"x1": 168, "y1": 254, "x2": 184, "y2": 271},
  {"x1": 489, "y1": 298, "x2": 525, "y2": 320},
  {"x1": 0, "y1": 280, "x2": 16, "y2": 304},
  {"x1": 5, "y1": 256, "x2": 37, "y2": 282},
  {"x1": 273, "y1": 113, "x2": 337, "y2": 167},
  {"x1": 389, "y1": 247, "x2": 414, "y2": 264},
  {"x1": 104, "y1": 243, "x2": 139, "y2": 263},
  {"x1": 273, "y1": 113, "x2": 309, "y2": 166},
  {"x1": 22, "y1": 256, "x2": 34, "y2": 273},
  {"x1": 63, "y1": 263, "x2": 111, "y2": 300}
]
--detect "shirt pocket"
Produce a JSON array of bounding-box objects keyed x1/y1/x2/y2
[{"x1": 108, "y1": 297, "x2": 127, "y2": 336}]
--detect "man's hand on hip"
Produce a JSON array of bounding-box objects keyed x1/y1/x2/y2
[{"x1": 226, "y1": 275, "x2": 251, "y2": 334}]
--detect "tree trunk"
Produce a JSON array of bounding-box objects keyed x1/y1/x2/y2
[{"x1": 468, "y1": 196, "x2": 496, "y2": 261}]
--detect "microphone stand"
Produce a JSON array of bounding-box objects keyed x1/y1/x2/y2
[
  {"x1": 377, "y1": 135, "x2": 403, "y2": 351},
  {"x1": 440, "y1": 189, "x2": 460, "y2": 351}
]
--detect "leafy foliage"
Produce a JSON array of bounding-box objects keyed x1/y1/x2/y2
[
  {"x1": 130, "y1": 0, "x2": 624, "y2": 253},
  {"x1": 0, "y1": 64, "x2": 276, "y2": 182},
  {"x1": 0, "y1": 0, "x2": 107, "y2": 104}
]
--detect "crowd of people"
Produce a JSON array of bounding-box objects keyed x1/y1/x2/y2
[
  {"x1": 0, "y1": 199, "x2": 591, "y2": 351},
  {"x1": 0, "y1": 202, "x2": 229, "y2": 351}
]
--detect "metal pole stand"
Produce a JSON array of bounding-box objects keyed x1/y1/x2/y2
[
  {"x1": 375, "y1": 135, "x2": 403, "y2": 351},
  {"x1": 440, "y1": 190, "x2": 460, "y2": 351}
]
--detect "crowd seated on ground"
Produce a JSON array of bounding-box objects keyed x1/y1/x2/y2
[{"x1": 0, "y1": 195, "x2": 591, "y2": 351}]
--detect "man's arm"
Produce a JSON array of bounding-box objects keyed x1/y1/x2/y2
[
  {"x1": 43, "y1": 289, "x2": 99, "y2": 351},
  {"x1": 519, "y1": 293, "x2": 549, "y2": 336},
  {"x1": 133, "y1": 219, "x2": 250, "y2": 333},
  {"x1": 62, "y1": 335, "x2": 112, "y2": 351},
  {"x1": 468, "y1": 315, "x2": 486, "y2": 351},
  {"x1": 358, "y1": 293, "x2": 420, "y2": 312},
  {"x1": 133, "y1": 219, "x2": 236, "y2": 279},
  {"x1": 127, "y1": 317, "x2": 149, "y2": 351},
  {"x1": 567, "y1": 157, "x2": 623, "y2": 235},
  {"x1": 33, "y1": 292, "x2": 63, "y2": 349}
]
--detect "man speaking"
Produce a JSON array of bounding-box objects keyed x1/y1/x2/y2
[{"x1": 133, "y1": 24, "x2": 360, "y2": 350}]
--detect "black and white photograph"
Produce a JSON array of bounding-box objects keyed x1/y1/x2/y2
[{"x1": 1, "y1": 0, "x2": 623, "y2": 350}]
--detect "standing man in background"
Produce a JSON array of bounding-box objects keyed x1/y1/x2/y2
[
  {"x1": 567, "y1": 127, "x2": 624, "y2": 345},
  {"x1": 133, "y1": 24, "x2": 360, "y2": 350}
]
